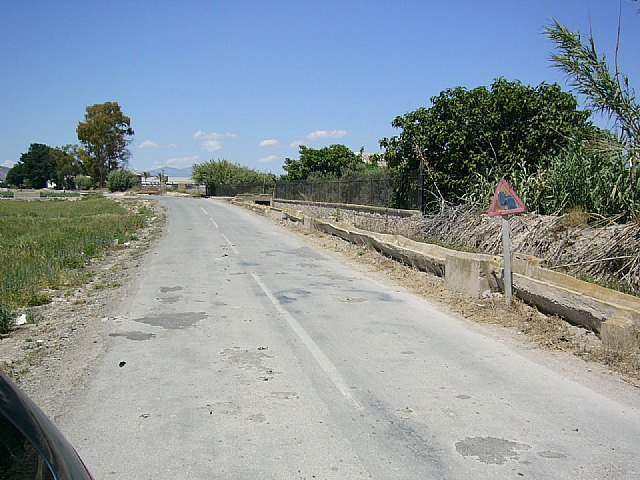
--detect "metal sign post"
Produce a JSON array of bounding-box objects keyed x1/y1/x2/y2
[
  {"x1": 488, "y1": 178, "x2": 526, "y2": 307},
  {"x1": 501, "y1": 215, "x2": 512, "y2": 306}
]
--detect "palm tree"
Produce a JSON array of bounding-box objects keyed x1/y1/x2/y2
[{"x1": 545, "y1": 17, "x2": 639, "y2": 160}]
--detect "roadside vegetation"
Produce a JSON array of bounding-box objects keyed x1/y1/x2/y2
[
  {"x1": 191, "y1": 159, "x2": 274, "y2": 185},
  {"x1": 0, "y1": 197, "x2": 147, "y2": 333},
  {"x1": 106, "y1": 168, "x2": 139, "y2": 192}
]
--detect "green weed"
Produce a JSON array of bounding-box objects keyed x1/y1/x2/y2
[
  {"x1": 0, "y1": 197, "x2": 146, "y2": 310},
  {"x1": 0, "y1": 304, "x2": 13, "y2": 335}
]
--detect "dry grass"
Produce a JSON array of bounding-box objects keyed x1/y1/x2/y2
[
  {"x1": 405, "y1": 205, "x2": 640, "y2": 296},
  {"x1": 559, "y1": 206, "x2": 590, "y2": 228}
]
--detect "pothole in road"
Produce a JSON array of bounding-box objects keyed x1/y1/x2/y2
[
  {"x1": 246, "y1": 413, "x2": 266, "y2": 423},
  {"x1": 134, "y1": 312, "x2": 207, "y2": 329},
  {"x1": 109, "y1": 331, "x2": 156, "y2": 341},
  {"x1": 204, "y1": 401, "x2": 241, "y2": 416},
  {"x1": 158, "y1": 295, "x2": 182, "y2": 304},
  {"x1": 455, "y1": 436, "x2": 531, "y2": 464},
  {"x1": 294, "y1": 247, "x2": 326, "y2": 259},
  {"x1": 160, "y1": 286, "x2": 183, "y2": 293},
  {"x1": 338, "y1": 296, "x2": 366, "y2": 303},
  {"x1": 275, "y1": 288, "x2": 312, "y2": 304},
  {"x1": 538, "y1": 450, "x2": 567, "y2": 459},
  {"x1": 268, "y1": 391, "x2": 300, "y2": 400},
  {"x1": 220, "y1": 347, "x2": 273, "y2": 370}
]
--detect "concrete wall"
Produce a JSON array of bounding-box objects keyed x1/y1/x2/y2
[{"x1": 274, "y1": 199, "x2": 421, "y2": 236}]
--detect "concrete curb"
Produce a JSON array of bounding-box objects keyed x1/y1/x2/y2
[{"x1": 274, "y1": 198, "x2": 419, "y2": 217}]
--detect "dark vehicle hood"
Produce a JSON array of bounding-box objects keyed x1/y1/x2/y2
[{"x1": 0, "y1": 371, "x2": 92, "y2": 479}]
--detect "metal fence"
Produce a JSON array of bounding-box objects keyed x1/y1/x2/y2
[
  {"x1": 205, "y1": 171, "x2": 422, "y2": 210},
  {"x1": 206, "y1": 182, "x2": 274, "y2": 197},
  {"x1": 274, "y1": 171, "x2": 421, "y2": 210},
  {"x1": 139, "y1": 182, "x2": 207, "y2": 194}
]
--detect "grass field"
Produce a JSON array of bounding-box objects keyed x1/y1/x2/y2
[{"x1": 0, "y1": 197, "x2": 147, "y2": 331}]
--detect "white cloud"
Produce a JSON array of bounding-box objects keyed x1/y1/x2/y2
[
  {"x1": 289, "y1": 140, "x2": 305, "y2": 148},
  {"x1": 193, "y1": 130, "x2": 238, "y2": 140},
  {"x1": 165, "y1": 156, "x2": 200, "y2": 168},
  {"x1": 2, "y1": 159, "x2": 15, "y2": 168},
  {"x1": 203, "y1": 140, "x2": 223, "y2": 152},
  {"x1": 259, "y1": 155, "x2": 278, "y2": 163},
  {"x1": 193, "y1": 131, "x2": 238, "y2": 152},
  {"x1": 306, "y1": 129, "x2": 348, "y2": 141},
  {"x1": 259, "y1": 139, "x2": 279, "y2": 147},
  {"x1": 139, "y1": 141, "x2": 177, "y2": 149}
]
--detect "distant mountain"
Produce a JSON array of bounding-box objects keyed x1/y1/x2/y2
[
  {"x1": 0, "y1": 166, "x2": 9, "y2": 181},
  {"x1": 147, "y1": 167, "x2": 193, "y2": 178}
]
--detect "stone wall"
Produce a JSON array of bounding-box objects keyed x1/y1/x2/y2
[{"x1": 273, "y1": 200, "x2": 422, "y2": 237}]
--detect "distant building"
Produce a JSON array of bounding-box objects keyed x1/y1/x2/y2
[
  {"x1": 167, "y1": 176, "x2": 195, "y2": 185},
  {"x1": 355, "y1": 151, "x2": 387, "y2": 167}
]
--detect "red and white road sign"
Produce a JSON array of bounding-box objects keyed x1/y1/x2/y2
[{"x1": 488, "y1": 178, "x2": 526, "y2": 217}]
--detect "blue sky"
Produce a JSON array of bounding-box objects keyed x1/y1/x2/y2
[{"x1": 1, "y1": 0, "x2": 638, "y2": 175}]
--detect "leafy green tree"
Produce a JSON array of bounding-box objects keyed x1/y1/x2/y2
[
  {"x1": 282, "y1": 144, "x2": 363, "y2": 180},
  {"x1": 5, "y1": 162, "x2": 24, "y2": 187},
  {"x1": 50, "y1": 145, "x2": 84, "y2": 189},
  {"x1": 6, "y1": 143, "x2": 56, "y2": 188},
  {"x1": 192, "y1": 159, "x2": 271, "y2": 185},
  {"x1": 107, "y1": 169, "x2": 139, "y2": 192},
  {"x1": 77, "y1": 102, "x2": 134, "y2": 187},
  {"x1": 379, "y1": 78, "x2": 596, "y2": 204},
  {"x1": 545, "y1": 19, "x2": 640, "y2": 158}
]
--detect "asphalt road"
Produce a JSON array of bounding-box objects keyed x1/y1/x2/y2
[{"x1": 60, "y1": 197, "x2": 640, "y2": 479}]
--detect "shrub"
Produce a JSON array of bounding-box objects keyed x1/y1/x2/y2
[
  {"x1": 536, "y1": 146, "x2": 640, "y2": 218},
  {"x1": 107, "y1": 169, "x2": 139, "y2": 192},
  {"x1": 75, "y1": 175, "x2": 93, "y2": 190},
  {"x1": 0, "y1": 304, "x2": 13, "y2": 335},
  {"x1": 459, "y1": 142, "x2": 639, "y2": 220}
]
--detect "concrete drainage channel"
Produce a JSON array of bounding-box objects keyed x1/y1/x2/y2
[{"x1": 230, "y1": 197, "x2": 640, "y2": 353}]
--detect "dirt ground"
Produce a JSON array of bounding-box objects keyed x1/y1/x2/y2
[{"x1": 1, "y1": 196, "x2": 637, "y2": 419}]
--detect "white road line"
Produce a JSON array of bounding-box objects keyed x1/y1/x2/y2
[
  {"x1": 200, "y1": 207, "x2": 208, "y2": 214},
  {"x1": 221, "y1": 233, "x2": 239, "y2": 255},
  {"x1": 250, "y1": 272, "x2": 364, "y2": 411},
  {"x1": 209, "y1": 217, "x2": 219, "y2": 229}
]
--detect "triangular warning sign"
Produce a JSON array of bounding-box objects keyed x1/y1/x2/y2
[{"x1": 488, "y1": 178, "x2": 527, "y2": 217}]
